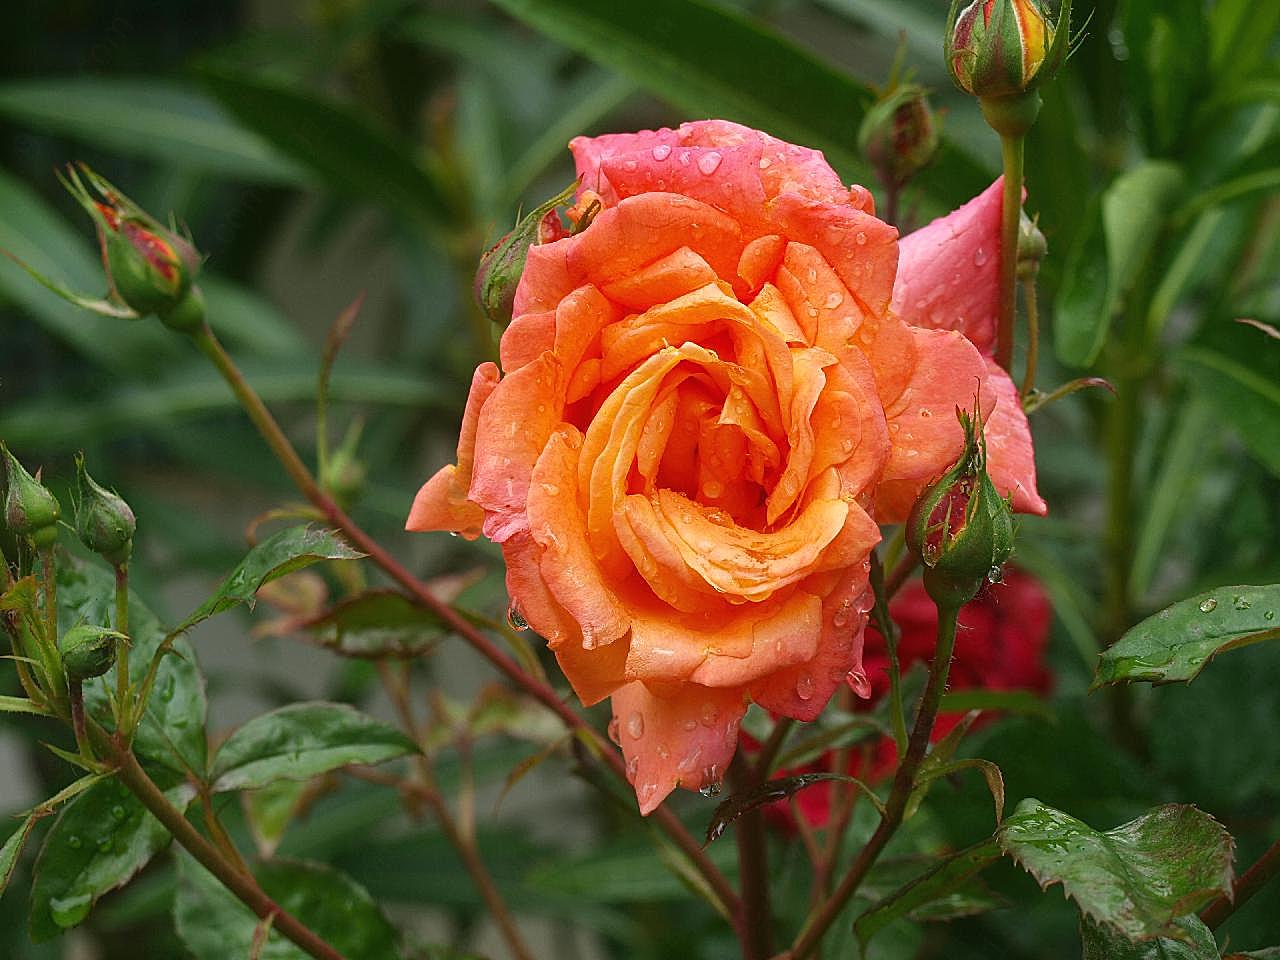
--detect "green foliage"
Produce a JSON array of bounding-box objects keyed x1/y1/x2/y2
[
  {"x1": 1080, "y1": 913, "x2": 1221, "y2": 960},
  {"x1": 298, "y1": 589, "x2": 447, "y2": 659},
  {"x1": 0, "y1": 817, "x2": 39, "y2": 897}
]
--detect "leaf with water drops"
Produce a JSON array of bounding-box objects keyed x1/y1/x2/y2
[
  {"x1": 29, "y1": 774, "x2": 195, "y2": 942},
  {"x1": 174, "y1": 850, "x2": 402, "y2": 960},
  {"x1": 1094, "y1": 584, "x2": 1280, "y2": 687},
  {"x1": 997, "y1": 799, "x2": 1234, "y2": 942},
  {"x1": 58, "y1": 560, "x2": 208, "y2": 775},
  {"x1": 854, "y1": 841, "x2": 1003, "y2": 948},
  {"x1": 1080, "y1": 913, "x2": 1221, "y2": 959},
  {"x1": 210, "y1": 702, "x2": 417, "y2": 793},
  {"x1": 175, "y1": 526, "x2": 365, "y2": 633},
  {"x1": 703, "y1": 773, "x2": 884, "y2": 845}
]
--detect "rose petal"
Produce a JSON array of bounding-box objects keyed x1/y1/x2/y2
[{"x1": 982, "y1": 358, "x2": 1046, "y2": 515}]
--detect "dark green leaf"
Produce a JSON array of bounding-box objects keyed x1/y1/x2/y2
[
  {"x1": 29, "y1": 776, "x2": 194, "y2": 942},
  {"x1": 1053, "y1": 199, "x2": 1110, "y2": 367},
  {"x1": 0, "y1": 79, "x2": 304, "y2": 183},
  {"x1": 1081, "y1": 913, "x2": 1221, "y2": 959},
  {"x1": 1180, "y1": 347, "x2": 1280, "y2": 477},
  {"x1": 200, "y1": 68, "x2": 449, "y2": 231},
  {"x1": 243, "y1": 780, "x2": 311, "y2": 859},
  {"x1": 1, "y1": 816, "x2": 38, "y2": 896},
  {"x1": 704, "y1": 773, "x2": 883, "y2": 845},
  {"x1": 210, "y1": 702, "x2": 417, "y2": 793},
  {"x1": 1123, "y1": 0, "x2": 1208, "y2": 152},
  {"x1": 854, "y1": 840, "x2": 1002, "y2": 948},
  {"x1": 488, "y1": 0, "x2": 988, "y2": 197},
  {"x1": 1095, "y1": 585, "x2": 1280, "y2": 687},
  {"x1": 1225, "y1": 950, "x2": 1280, "y2": 959},
  {"x1": 997, "y1": 799, "x2": 1234, "y2": 941},
  {"x1": 1208, "y1": 0, "x2": 1280, "y2": 88},
  {"x1": 177, "y1": 526, "x2": 364, "y2": 633},
  {"x1": 58, "y1": 561, "x2": 208, "y2": 775},
  {"x1": 175, "y1": 852, "x2": 401, "y2": 960},
  {"x1": 299, "y1": 590, "x2": 446, "y2": 659}
]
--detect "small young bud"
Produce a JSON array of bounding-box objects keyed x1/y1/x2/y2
[
  {"x1": 906, "y1": 409, "x2": 1014, "y2": 608},
  {"x1": 59, "y1": 624, "x2": 123, "y2": 682},
  {"x1": 1016, "y1": 211, "x2": 1047, "y2": 279},
  {"x1": 858, "y1": 84, "x2": 940, "y2": 193},
  {"x1": 475, "y1": 181, "x2": 580, "y2": 327},
  {"x1": 2, "y1": 444, "x2": 61, "y2": 548},
  {"x1": 73, "y1": 454, "x2": 135, "y2": 567},
  {"x1": 946, "y1": 0, "x2": 1072, "y2": 105}
]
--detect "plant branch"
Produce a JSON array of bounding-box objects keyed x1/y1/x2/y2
[
  {"x1": 995, "y1": 134, "x2": 1024, "y2": 372},
  {"x1": 1019, "y1": 275, "x2": 1040, "y2": 398},
  {"x1": 114, "y1": 562, "x2": 131, "y2": 724},
  {"x1": 1201, "y1": 837, "x2": 1280, "y2": 930},
  {"x1": 731, "y1": 755, "x2": 774, "y2": 960},
  {"x1": 775, "y1": 603, "x2": 961, "y2": 960}
]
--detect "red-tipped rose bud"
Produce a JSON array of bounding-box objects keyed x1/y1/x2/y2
[
  {"x1": 858, "y1": 83, "x2": 940, "y2": 194},
  {"x1": 73, "y1": 454, "x2": 135, "y2": 567},
  {"x1": 61, "y1": 164, "x2": 202, "y2": 321},
  {"x1": 2, "y1": 444, "x2": 61, "y2": 548},
  {"x1": 946, "y1": 0, "x2": 1072, "y2": 111},
  {"x1": 906, "y1": 408, "x2": 1013, "y2": 609},
  {"x1": 475, "y1": 182, "x2": 579, "y2": 327}
]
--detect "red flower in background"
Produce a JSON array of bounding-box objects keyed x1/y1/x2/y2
[{"x1": 780, "y1": 566, "x2": 1052, "y2": 828}]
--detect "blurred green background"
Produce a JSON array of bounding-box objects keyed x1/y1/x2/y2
[{"x1": 0, "y1": 1, "x2": 1277, "y2": 958}]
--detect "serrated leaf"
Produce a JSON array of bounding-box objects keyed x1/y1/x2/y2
[
  {"x1": 854, "y1": 840, "x2": 1002, "y2": 948},
  {"x1": 210, "y1": 702, "x2": 417, "y2": 793},
  {"x1": 1, "y1": 815, "x2": 39, "y2": 896},
  {"x1": 177, "y1": 526, "x2": 364, "y2": 633},
  {"x1": 29, "y1": 775, "x2": 194, "y2": 942},
  {"x1": 299, "y1": 590, "x2": 446, "y2": 659},
  {"x1": 1081, "y1": 913, "x2": 1221, "y2": 959},
  {"x1": 998, "y1": 799, "x2": 1234, "y2": 941},
  {"x1": 1095, "y1": 585, "x2": 1280, "y2": 687},
  {"x1": 58, "y1": 561, "x2": 208, "y2": 775},
  {"x1": 704, "y1": 773, "x2": 883, "y2": 845},
  {"x1": 0, "y1": 694, "x2": 51, "y2": 717},
  {"x1": 175, "y1": 851, "x2": 401, "y2": 960}
]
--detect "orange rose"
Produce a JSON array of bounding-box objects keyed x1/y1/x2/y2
[{"x1": 408, "y1": 120, "x2": 1042, "y2": 814}]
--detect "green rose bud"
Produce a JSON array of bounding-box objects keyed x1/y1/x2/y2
[
  {"x1": 73, "y1": 454, "x2": 135, "y2": 567},
  {"x1": 1016, "y1": 210, "x2": 1047, "y2": 279},
  {"x1": 906, "y1": 408, "x2": 1014, "y2": 608},
  {"x1": 2, "y1": 444, "x2": 61, "y2": 548},
  {"x1": 60, "y1": 624, "x2": 124, "y2": 682},
  {"x1": 858, "y1": 83, "x2": 940, "y2": 193}
]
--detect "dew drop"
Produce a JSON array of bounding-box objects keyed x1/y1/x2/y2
[
  {"x1": 1199, "y1": 597, "x2": 1218, "y2": 613},
  {"x1": 539, "y1": 482, "x2": 560, "y2": 497},
  {"x1": 625, "y1": 755, "x2": 639, "y2": 784},
  {"x1": 1265, "y1": 610, "x2": 1276, "y2": 621},
  {"x1": 607, "y1": 716, "x2": 622, "y2": 745},
  {"x1": 67, "y1": 835, "x2": 82, "y2": 850},
  {"x1": 699, "y1": 764, "x2": 723, "y2": 798},
  {"x1": 840, "y1": 438, "x2": 854, "y2": 453},
  {"x1": 626, "y1": 711, "x2": 645, "y2": 739},
  {"x1": 507, "y1": 605, "x2": 529, "y2": 631},
  {"x1": 96, "y1": 836, "x2": 113, "y2": 853},
  {"x1": 796, "y1": 673, "x2": 815, "y2": 701},
  {"x1": 845, "y1": 668, "x2": 873, "y2": 699},
  {"x1": 638, "y1": 781, "x2": 658, "y2": 805},
  {"x1": 832, "y1": 599, "x2": 852, "y2": 629},
  {"x1": 699, "y1": 702, "x2": 719, "y2": 727},
  {"x1": 703, "y1": 479, "x2": 725, "y2": 499},
  {"x1": 682, "y1": 718, "x2": 698, "y2": 732},
  {"x1": 677, "y1": 746, "x2": 702, "y2": 774},
  {"x1": 974, "y1": 247, "x2": 988, "y2": 266},
  {"x1": 824, "y1": 292, "x2": 843, "y2": 309},
  {"x1": 110, "y1": 805, "x2": 126, "y2": 822},
  {"x1": 758, "y1": 157, "x2": 772, "y2": 169},
  {"x1": 724, "y1": 718, "x2": 740, "y2": 743},
  {"x1": 651, "y1": 143, "x2": 672, "y2": 161},
  {"x1": 680, "y1": 512, "x2": 694, "y2": 525},
  {"x1": 919, "y1": 407, "x2": 933, "y2": 418},
  {"x1": 855, "y1": 231, "x2": 867, "y2": 245},
  {"x1": 697, "y1": 151, "x2": 723, "y2": 175},
  {"x1": 623, "y1": 159, "x2": 638, "y2": 172},
  {"x1": 656, "y1": 744, "x2": 671, "y2": 759},
  {"x1": 988, "y1": 565, "x2": 1004, "y2": 584},
  {"x1": 1232, "y1": 595, "x2": 1252, "y2": 611}
]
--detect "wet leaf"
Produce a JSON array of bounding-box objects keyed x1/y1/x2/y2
[
  {"x1": 1080, "y1": 913, "x2": 1220, "y2": 959},
  {"x1": 997, "y1": 799, "x2": 1234, "y2": 941},
  {"x1": 210, "y1": 702, "x2": 417, "y2": 793},
  {"x1": 243, "y1": 780, "x2": 312, "y2": 859},
  {"x1": 29, "y1": 775, "x2": 194, "y2": 942},
  {"x1": 298, "y1": 590, "x2": 446, "y2": 659},
  {"x1": 176, "y1": 526, "x2": 364, "y2": 633},
  {"x1": 854, "y1": 840, "x2": 1002, "y2": 948},
  {"x1": 703, "y1": 773, "x2": 883, "y2": 845},
  {"x1": 1094, "y1": 585, "x2": 1280, "y2": 687},
  {"x1": 175, "y1": 852, "x2": 402, "y2": 960}
]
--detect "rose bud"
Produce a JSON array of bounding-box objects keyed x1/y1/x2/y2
[
  {"x1": 475, "y1": 182, "x2": 579, "y2": 328},
  {"x1": 946, "y1": 0, "x2": 1073, "y2": 107},
  {"x1": 1016, "y1": 210, "x2": 1047, "y2": 278},
  {"x1": 906, "y1": 408, "x2": 1014, "y2": 608},
  {"x1": 858, "y1": 83, "x2": 940, "y2": 193},
  {"x1": 73, "y1": 454, "x2": 135, "y2": 567},
  {"x1": 2, "y1": 444, "x2": 61, "y2": 548},
  {"x1": 60, "y1": 164, "x2": 202, "y2": 320},
  {"x1": 59, "y1": 624, "x2": 124, "y2": 682}
]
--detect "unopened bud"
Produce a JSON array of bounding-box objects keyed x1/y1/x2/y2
[
  {"x1": 475, "y1": 182, "x2": 579, "y2": 327},
  {"x1": 858, "y1": 84, "x2": 940, "y2": 192},
  {"x1": 1016, "y1": 211, "x2": 1047, "y2": 278},
  {"x1": 74, "y1": 454, "x2": 135, "y2": 567},
  {"x1": 59, "y1": 624, "x2": 123, "y2": 682},
  {"x1": 906, "y1": 408, "x2": 1013, "y2": 608},
  {"x1": 2, "y1": 444, "x2": 60, "y2": 548},
  {"x1": 946, "y1": 0, "x2": 1072, "y2": 109}
]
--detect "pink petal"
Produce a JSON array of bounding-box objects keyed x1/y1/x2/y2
[{"x1": 983, "y1": 359, "x2": 1046, "y2": 515}]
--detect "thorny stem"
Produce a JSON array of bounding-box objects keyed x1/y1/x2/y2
[
  {"x1": 1019, "y1": 275, "x2": 1040, "y2": 398},
  {"x1": 775, "y1": 603, "x2": 961, "y2": 960},
  {"x1": 189, "y1": 322, "x2": 740, "y2": 922},
  {"x1": 730, "y1": 756, "x2": 774, "y2": 960},
  {"x1": 1201, "y1": 838, "x2": 1280, "y2": 930},
  {"x1": 107, "y1": 741, "x2": 347, "y2": 960},
  {"x1": 995, "y1": 134, "x2": 1024, "y2": 373}
]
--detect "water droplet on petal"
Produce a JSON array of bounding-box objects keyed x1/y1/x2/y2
[
  {"x1": 832, "y1": 599, "x2": 852, "y2": 629},
  {"x1": 638, "y1": 781, "x2": 658, "y2": 805},
  {"x1": 855, "y1": 231, "x2": 867, "y2": 245},
  {"x1": 625, "y1": 756, "x2": 639, "y2": 784},
  {"x1": 702, "y1": 479, "x2": 724, "y2": 499},
  {"x1": 539, "y1": 482, "x2": 560, "y2": 496},
  {"x1": 988, "y1": 565, "x2": 1004, "y2": 584},
  {"x1": 1199, "y1": 597, "x2": 1218, "y2": 613},
  {"x1": 840, "y1": 438, "x2": 854, "y2": 453},
  {"x1": 724, "y1": 718, "x2": 740, "y2": 743},
  {"x1": 626, "y1": 711, "x2": 645, "y2": 739},
  {"x1": 919, "y1": 407, "x2": 933, "y2": 418},
  {"x1": 699, "y1": 703, "x2": 719, "y2": 727},
  {"x1": 651, "y1": 144, "x2": 671, "y2": 161},
  {"x1": 682, "y1": 718, "x2": 698, "y2": 732},
  {"x1": 796, "y1": 673, "x2": 815, "y2": 700},
  {"x1": 699, "y1": 765, "x2": 723, "y2": 797},
  {"x1": 974, "y1": 247, "x2": 988, "y2": 266},
  {"x1": 607, "y1": 717, "x2": 622, "y2": 745},
  {"x1": 697, "y1": 151, "x2": 723, "y2": 175},
  {"x1": 623, "y1": 159, "x2": 638, "y2": 172},
  {"x1": 507, "y1": 605, "x2": 529, "y2": 631},
  {"x1": 845, "y1": 669, "x2": 873, "y2": 699},
  {"x1": 824, "y1": 292, "x2": 843, "y2": 309}
]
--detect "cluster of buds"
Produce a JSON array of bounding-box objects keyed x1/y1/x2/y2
[
  {"x1": 906, "y1": 408, "x2": 1014, "y2": 609},
  {"x1": 945, "y1": 0, "x2": 1073, "y2": 134}
]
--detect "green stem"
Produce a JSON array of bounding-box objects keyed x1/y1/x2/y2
[
  {"x1": 188, "y1": 321, "x2": 740, "y2": 922},
  {"x1": 1201, "y1": 838, "x2": 1280, "y2": 930},
  {"x1": 1019, "y1": 275, "x2": 1040, "y2": 398},
  {"x1": 113, "y1": 562, "x2": 131, "y2": 724},
  {"x1": 107, "y1": 742, "x2": 347, "y2": 960},
  {"x1": 995, "y1": 133, "x2": 1024, "y2": 372},
  {"x1": 778, "y1": 603, "x2": 961, "y2": 960},
  {"x1": 69, "y1": 681, "x2": 93, "y2": 761}
]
